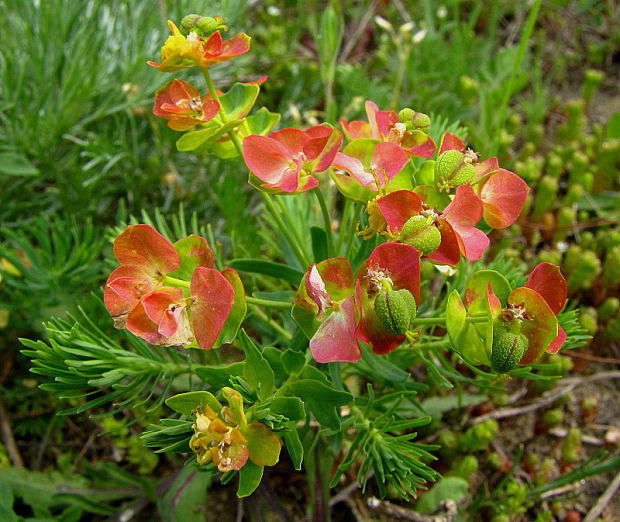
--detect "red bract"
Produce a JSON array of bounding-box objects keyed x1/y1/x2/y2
[
  {"x1": 355, "y1": 243, "x2": 422, "y2": 354},
  {"x1": 438, "y1": 132, "x2": 529, "y2": 228},
  {"x1": 341, "y1": 101, "x2": 436, "y2": 158},
  {"x1": 104, "y1": 225, "x2": 180, "y2": 323},
  {"x1": 104, "y1": 225, "x2": 241, "y2": 350},
  {"x1": 125, "y1": 287, "x2": 194, "y2": 345},
  {"x1": 524, "y1": 262, "x2": 568, "y2": 356},
  {"x1": 153, "y1": 79, "x2": 220, "y2": 131},
  {"x1": 243, "y1": 126, "x2": 343, "y2": 194},
  {"x1": 332, "y1": 140, "x2": 409, "y2": 191},
  {"x1": 293, "y1": 258, "x2": 359, "y2": 363},
  {"x1": 374, "y1": 185, "x2": 489, "y2": 265},
  {"x1": 148, "y1": 21, "x2": 251, "y2": 72}
]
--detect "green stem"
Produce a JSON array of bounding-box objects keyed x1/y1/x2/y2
[
  {"x1": 200, "y1": 66, "x2": 244, "y2": 157},
  {"x1": 335, "y1": 197, "x2": 351, "y2": 255},
  {"x1": 415, "y1": 340, "x2": 451, "y2": 350},
  {"x1": 250, "y1": 306, "x2": 293, "y2": 342},
  {"x1": 411, "y1": 317, "x2": 446, "y2": 326},
  {"x1": 314, "y1": 188, "x2": 335, "y2": 258},
  {"x1": 274, "y1": 196, "x2": 313, "y2": 262},
  {"x1": 246, "y1": 296, "x2": 291, "y2": 309},
  {"x1": 344, "y1": 201, "x2": 361, "y2": 260},
  {"x1": 411, "y1": 315, "x2": 488, "y2": 326},
  {"x1": 262, "y1": 194, "x2": 311, "y2": 268},
  {"x1": 163, "y1": 275, "x2": 190, "y2": 288},
  {"x1": 390, "y1": 44, "x2": 408, "y2": 110}
]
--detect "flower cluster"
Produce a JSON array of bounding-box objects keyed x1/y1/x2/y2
[
  {"x1": 153, "y1": 79, "x2": 220, "y2": 130},
  {"x1": 354, "y1": 131, "x2": 530, "y2": 265},
  {"x1": 147, "y1": 16, "x2": 250, "y2": 72},
  {"x1": 189, "y1": 388, "x2": 280, "y2": 472},
  {"x1": 293, "y1": 242, "x2": 421, "y2": 362},
  {"x1": 104, "y1": 225, "x2": 245, "y2": 349},
  {"x1": 447, "y1": 262, "x2": 568, "y2": 373},
  {"x1": 243, "y1": 126, "x2": 343, "y2": 194},
  {"x1": 137, "y1": 13, "x2": 565, "y2": 374}
]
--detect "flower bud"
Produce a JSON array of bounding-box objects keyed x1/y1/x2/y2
[
  {"x1": 399, "y1": 215, "x2": 442, "y2": 255},
  {"x1": 605, "y1": 316, "x2": 620, "y2": 341},
  {"x1": 374, "y1": 289, "x2": 417, "y2": 335},
  {"x1": 196, "y1": 16, "x2": 221, "y2": 35},
  {"x1": 582, "y1": 69, "x2": 604, "y2": 102},
  {"x1": 563, "y1": 183, "x2": 583, "y2": 206},
  {"x1": 435, "y1": 150, "x2": 475, "y2": 187},
  {"x1": 553, "y1": 206, "x2": 576, "y2": 243},
  {"x1": 179, "y1": 14, "x2": 225, "y2": 37},
  {"x1": 398, "y1": 108, "x2": 431, "y2": 132},
  {"x1": 411, "y1": 112, "x2": 431, "y2": 131},
  {"x1": 535, "y1": 408, "x2": 564, "y2": 434},
  {"x1": 179, "y1": 14, "x2": 202, "y2": 35},
  {"x1": 490, "y1": 326, "x2": 528, "y2": 374},
  {"x1": 398, "y1": 108, "x2": 414, "y2": 123},
  {"x1": 448, "y1": 455, "x2": 478, "y2": 479},
  {"x1": 459, "y1": 419, "x2": 498, "y2": 451}
]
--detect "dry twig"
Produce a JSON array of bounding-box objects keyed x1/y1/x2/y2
[
  {"x1": 583, "y1": 470, "x2": 620, "y2": 522},
  {"x1": 469, "y1": 371, "x2": 620, "y2": 425},
  {"x1": 0, "y1": 401, "x2": 24, "y2": 468},
  {"x1": 367, "y1": 497, "x2": 457, "y2": 522}
]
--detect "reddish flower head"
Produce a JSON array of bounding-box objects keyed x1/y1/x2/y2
[
  {"x1": 451, "y1": 263, "x2": 568, "y2": 370},
  {"x1": 243, "y1": 126, "x2": 343, "y2": 194},
  {"x1": 104, "y1": 225, "x2": 243, "y2": 350},
  {"x1": 153, "y1": 79, "x2": 220, "y2": 131},
  {"x1": 331, "y1": 140, "x2": 409, "y2": 197},
  {"x1": 373, "y1": 185, "x2": 489, "y2": 265},
  {"x1": 341, "y1": 101, "x2": 436, "y2": 158},
  {"x1": 148, "y1": 20, "x2": 251, "y2": 72},
  {"x1": 438, "y1": 132, "x2": 529, "y2": 228},
  {"x1": 355, "y1": 243, "x2": 422, "y2": 354},
  {"x1": 293, "y1": 258, "x2": 359, "y2": 363}
]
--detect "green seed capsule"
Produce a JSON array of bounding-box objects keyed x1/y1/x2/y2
[
  {"x1": 374, "y1": 289, "x2": 417, "y2": 335},
  {"x1": 490, "y1": 327, "x2": 528, "y2": 373},
  {"x1": 399, "y1": 215, "x2": 442, "y2": 255},
  {"x1": 180, "y1": 14, "x2": 202, "y2": 35},
  {"x1": 435, "y1": 150, "x2": 475, "y2": 187}
]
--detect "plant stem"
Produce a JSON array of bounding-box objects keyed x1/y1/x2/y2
[
  {"x1": 415, "y1": 340, "x2": 451, "y2": 350},
  {"x1": 411, "y1": 315, "x2": 488, "y2": 326},
  {"x1": 246, "y1": 296, "x2": 291, "y2": 309},
  {"x1": 163, "y1": 275, "x2": 190, "y2": 288},
  {"x1": 200, "y1": 66, "x2": 244, "y2": 157},
  {"x1": 411, "y1": 317, "x2": 446, "y2": 326},
  {"x1": 274, "y1": 197, "x2": 313, "y2": 262},
  {"x1": 335, "y1": 197, "x2": 351, "y2": 255},
  {"x1": 250, "y1": 306, "x2": 293, "y2": 342},
  {"x1": 262, "y1": 195, "x2": 311, "y2": 268},
  {"x1": 314, "y1": 188, "x2": 335, "y2": 258}
]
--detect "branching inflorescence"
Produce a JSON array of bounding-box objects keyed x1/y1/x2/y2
[{"x1": 29, "y1": 13, "x2": 578, "y2": 502}]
